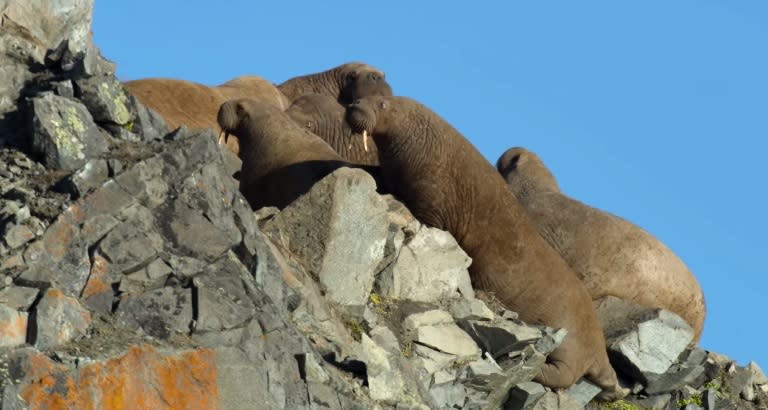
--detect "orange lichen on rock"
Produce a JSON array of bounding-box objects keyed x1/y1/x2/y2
[
  {"x1": 0, "y1": 307, "x2": 28, "y2": 347},
  {"x1": 81, "y1": 254, "x2": 112, "y2": 299},
  {"x1": 19, "y1": 344, "x2": 220, "y2": 410}
]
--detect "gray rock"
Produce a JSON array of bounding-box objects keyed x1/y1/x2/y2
[
  {"x1": 73, "y1": 75, "x2": 132, "y2": 125},
  {"x1": 370, "y1": 326, "x2": 400, "y2": 355},
  {"x1": 114, "y1": 157, "x2": 169, "y2": 208},
  {"x1": 594, "y1": 295, "x2": 657, "y2": 338},
  {"x1": 33, "y1": 289, "x2": 91, "y2": 350},
  {"x1": 481, "y1": 345, "x2": 548, "y2": 408},
  {"x1": 460, "y1": 318, "x2": 543, "y2": 359},
  {"x1": 608, "y1": 309, "x2": 694, "y2": 384},
  {"x1": 164, "y1": 253, "x2": 208, "y2": 278},
  {"x1": 413, "y1": 323, "x2": 480, "y2": 358},
  {"x1": 448, "y1": 297, "x2": 495, "y2": 321},
  {"x1": 193, "y1": 252, "x2": 256, "y2": 332},
  {"x1": 126, "y1": 94, "x2": 167, "y2": 141},
  {"x1": 428, "y1": 383, "x2": 468, "y2": 409},
  {"x1": 262, "y1": 168, "x2": 388, "y2": 312},
  {"x1": 378, "y1": 225, "x2": 473, "y2": 303},
  {"x1": 529, "y1": 391, "x2": 581, "y2": 410},
  {"x1": 412, "y1": 343, "x2": 458, "y2": 376},
  {"x1": 533, "y1": 327, "x2": 568, "y2": 357},
  {"x1": 214, "y1": 346, "x2": 280, "y2": 410},
  {"x1": 0, "y1": 303, "x2": 27, "y2": 347},
  {"x1": 645, "y1": 347, "x2": 708, "y2": 394},
  {"x1": 360, "y1": 334, "x2": 407, "y2": 404},
  {"x1": 747, "y1": 361, "x2": 768, "y2": 385},
  {"x1": 99, "y1": 206, "x2": 164, "y2": 275},
  {"x1": 61, "y1": 158, "x2": 109, "y2": 198},
  {"x1": 467, "y1": 356, "x2": 503, "y2": 378},
  {"x1": 403, "y1": 309, "x2": 454, "y2": 330},
  {"x1": 2, "y1": 223, "x2": 34, "y2": 249},
  {"x1": 115, "y1": 286, "x2": 193, "y2": 339},
  {"x1": 80, "y1": 213, "x2": 120, "y2": 244},
  {"x1": 0, "y1": 0, "x2": 94, "y2": 59},
  {"x1": 164, "y1": 201, "x2": 240, "y2": 263},
  {"x1": 566, "y1": 378, "x2": 602, "y2": 407},
  {"x1": 505, "y1": 381, "x2": 546, "y2": 410},
  {"x1": 702, "y1": 389, "x2": 716, "y2": 410},
  {"x1": 52, "y1": 80, "x2": 75, "y2": 98},
  {"x1": 20, "y1": 215, "x2": 91, "y2": 297},
  {"x1": 30, "y1": 93, "x2": 109, "y2": 171},
  {"x1": 307, "y1": 382, "x2": 343, "y2": 409},
  {"x1": 0, "y1": 285, "x2": 38, "y2": 310}
]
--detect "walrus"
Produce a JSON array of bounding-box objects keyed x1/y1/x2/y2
[
  {"x1": 285, "y1": 93, "x2": 379, "y2": 166},
  {"x1": 344, "y1": 96, "x2": 628, "y2": 399},
  {"x1": 496, "y1": 147, "x2": 706, "y2": 341},
  {"x1": 217, "y1": 98, "x2": 383, "y2": 210},
  {"x1": 277, "y1": 62, "x2": 393, "y2": 106},
  {"x1": 124, "y1": 76, "x2": 290, "y2": 156}
]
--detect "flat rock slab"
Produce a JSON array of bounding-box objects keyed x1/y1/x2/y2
[
  {"x1": 460, "y1": 318, "x2": 543, "y2": 359},
  {"x1": 608, "y1": 309, "x2": 694, "y2": 384},
  {"x1": 0, "y1": 303, "x2": 27, "y2": 347},
  {"x1": 115, "y1": 286, "x2": 193, "y2": 339},
  {"x1": 3, "y1": 344, "x2": 220, "y2": 410},
  {"x1": 414, "y1": 323, "x2": 480, "y2": 358},
  {"x1": 30, "y1": 93, "x2": 109, "y2": 171},
  {"x1": 33, "y1": 289, "x2": 91, "y2": 350},
  {"x1": 262, "y1": 168, "x2": 388, "y2": 311},
  {"x1": 378, "y1": 225, "x2": 473, "y2": 303}
]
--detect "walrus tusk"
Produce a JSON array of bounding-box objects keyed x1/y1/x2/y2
[
  {"x1": 218, "y1": 130, "x2": 228, "y2": 145},
  {"x1": 362, "y1": 130, "x2": 369, "y2": 152}
]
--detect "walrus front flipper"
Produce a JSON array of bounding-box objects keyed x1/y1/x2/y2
[
  {"x1": 588, "y1": 360, "x2": 630, "y2": 401},
  {"x1": 535, "y1": 354, "x2": 628, "y2": 401},
  {"x1": 534, "y1": 359, "x2": 578, "y2": 389}
]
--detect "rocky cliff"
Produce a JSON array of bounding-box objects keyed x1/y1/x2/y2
[{"x1": 0, "y1": 1, "x2": 766, "y2": 409}]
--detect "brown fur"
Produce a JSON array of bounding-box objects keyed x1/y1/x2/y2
[
  {"x1": 277, "y1": 62, "x2": 393, "y2": 105},
  {"x1": 497, "y1": 147, "x2": 706, "y2": 341},
  {"x1": 345, "y1": 96, "x2": 627, "y2": 399},
  {"x1": 124, "y1": 76, "x2": 290, "y2": 156},
  {"x1": 285, "y1": 93, "x2": 379, "y2": 166},
  {"x1": 217, "y1": 98, "x2": 381, "y2": 210}
]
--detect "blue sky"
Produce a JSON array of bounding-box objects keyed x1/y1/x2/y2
[{"x1": 93, "y1": 2, "x2": 768, "y2": 369}]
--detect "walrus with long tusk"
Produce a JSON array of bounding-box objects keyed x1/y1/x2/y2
[
  {"x1": 124, "y1": 76, "x2": 290, "y2": 157},
  {"x1": 496, "y1": 147, "x2": 706, "y2": 340},
  {"x1": 344, "y1": 96, "x2": 628, "y2": 400},
  {"x1": 285, "y1": 93, "x2": 379, "y2": 166},
  {"x1": 277, "y1": 62, "x2": 393, "y2": 106},
  {"x1": 217, "y1": 98, "x2": 383, "y2": 210}
]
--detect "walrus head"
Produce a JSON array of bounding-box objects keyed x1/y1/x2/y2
[
  {"x1": 216, "y1": 98, "x2": 275, "y2": 146},
  {"x1": 337, "y1": 63, "x2": 393, "y2": 105},
  {"x1": 345, "y1": 97, "x2": 391, "y2": 151},
  {"x1": 496, "y1": 147, "x2": 561, "y2": 198}
]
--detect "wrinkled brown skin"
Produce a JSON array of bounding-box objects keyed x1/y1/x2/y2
[
  {"x1": 497, "y1": 147, "x2": 706, "y2": 341},
  {"x1": 124, "y1": 76, "x2": 290, "y2": 157},
  {"x1": 345, "y1": 96, "x2": 628, "y2": 400},
  {"x1": 217, "y1": 98, "x2": 382, "y2": 210},
  {"x1": 285, "y1": 94, "x2": 379, "y2": 166},
  {"x1": 277, "y1": 62, "x2": 393, "y2": 106}
]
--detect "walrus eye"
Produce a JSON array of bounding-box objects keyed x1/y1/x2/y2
[
  {"x1": 235, "y1": 104, "x2": 244, "y2": 116},
  {"x1": 508, "y1": 154, "x2": 521, "y2": 169}
]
